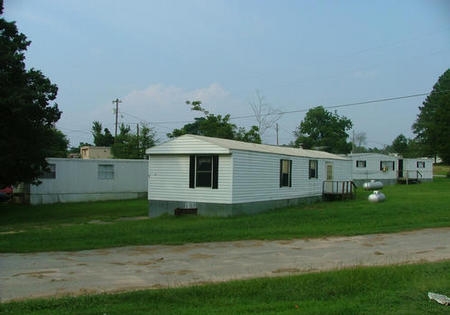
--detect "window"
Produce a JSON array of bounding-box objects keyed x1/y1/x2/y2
[
  {"x1": 189, "y1": 155, "x2": 219, "y2": 189},
  {"x1": 280, "y1": 159, "x2": 292, "y2": 187},
  {"x1": 309, "y1": 160, "x2": 318, "y2": 179},
  {"x1": 356, "y1": 160, "x2": 367, "y2": 168},
  {"x1": 98, "y1": 164, "x2": 114, "y2": 180},
  {"x1": 41, "y1": 163, "x2": 56, "y2": 179},
  {"x1": 417, "y1": 161, "x2": 425, "y2": 168},
  {"x1": 380, "y1": 161, "x2": 395, "y2": 172}
]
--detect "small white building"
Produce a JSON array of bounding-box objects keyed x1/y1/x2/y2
[
  {"x1": 349, "y1": 153, "x2": 398, "y2": 186},
  {"x1": 146, "y1": 135, "x2": 352, "y2": 217},
  {"x1": 80, "y1": 146, "x2": 112, "y2": 159},
  {"x1": 349, "y1": 153, "x2": 433, "y2": 186},
  {"x1": 25, "y1": 158, "x2": 148, "y2": 205},
  {"x1": 399, "y1": 157, "x2": 433, "y2": 183}
]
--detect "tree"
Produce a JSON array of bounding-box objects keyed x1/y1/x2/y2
[
  {"x1": 352, "y1": 130, "x2": 368, "y2": 153},
  {"x1": 412, "y1": 69, "x2": 450, "y2": 163},
  {"x1": 47, "y1": 128, "x2": 69, "y2": 157},
  {"x1": 391, "y1": 134, "x2": 408, "y2": 156},
  {"x1": 0, "y1": 4, "x2": 63, "y2": 186},
  {"x1": 293, "y1": 106, "x2": 353, "y2": 154},
  {"x1": 167, "y1": 101, "x2": 261, "y2": 143},
  {"x1": 91, "y1": 121, "x2": 114, "y2": 146},
  {"x1": 235, "y1": 125, "x2": 262, "y2": 144},
  {"x1": 111, "y1": 123, "x2": 156, "y2": 159},
  {"x1": 249, "y1": 90, "x2": 281, "y2": 139}
]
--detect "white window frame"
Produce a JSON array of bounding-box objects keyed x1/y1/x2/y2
[{"x1": 98, "y1": 164, "x2": 114, "y2": 180}]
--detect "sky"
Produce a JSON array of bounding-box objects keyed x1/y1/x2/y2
[{"x1": 3, "y1": 0, "x2": 450, "y2": 148}]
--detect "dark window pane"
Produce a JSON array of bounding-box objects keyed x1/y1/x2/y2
[
  {"x1": 196, "y1": 156, "x2": 212, "y2": 187},
  {"x1": 197, "y1": 156, "x2": 212, "y2": 171},
  {"x1": 196, "y1": 172, "x2": 212, "y2": 187}
]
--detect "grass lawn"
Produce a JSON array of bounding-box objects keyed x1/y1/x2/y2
[
  {"x1": 2, "y1": 261, "x2": 449, "y2": 314},
  {"x1": 434, "y1": 163, "x2": 450, "y2": 176},
  {"x1": 1, "y1": 178, "x2": 449, "y2": 253}
]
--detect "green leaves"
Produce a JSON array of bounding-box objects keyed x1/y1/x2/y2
[
  {"x1": 111, "y1": 123, "x2": 156, "y2": 159},
  {"x1": 413, "y1": 69, "x2": 450, "y2": 163},
  {"x1": 167, "y1": 100, "x2": 261, "y2": 143},
  {"x1": 294, "y1": 106, "x2": 352, "y2": 154},
  {"x1": 0, "y1": 11, "x2": 62, "y2": 186}
]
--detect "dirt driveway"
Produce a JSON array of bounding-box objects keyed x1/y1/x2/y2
[{"x1": 1, "y1": 227, "x2": 450, "y2": 302}]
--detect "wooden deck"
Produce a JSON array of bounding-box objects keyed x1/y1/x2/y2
[
  {"x1": 322, "y1": 180, "x2": 357, "y2": 201},
  {"x1": 397, "y1": 170, "x2": 423, "y2": 185}
]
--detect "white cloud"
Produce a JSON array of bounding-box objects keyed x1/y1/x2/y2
[{"x1": 121, "y1": 83, "x2": 237, "y2": 124}]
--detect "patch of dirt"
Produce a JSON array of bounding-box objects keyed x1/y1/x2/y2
[
  {"x1": 190, "y1": 253, "x2": 215, "y2": 259},
  {"x1": 2, "y1": 227, "x2": 450, "y2": 302},
  {"x1": 272, "y1": 268, "x2": 301, "y2": 274}
]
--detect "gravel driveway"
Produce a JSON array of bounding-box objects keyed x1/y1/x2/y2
[{"x1": 1, "y1": 227, "x2": 450, "y2": 302}]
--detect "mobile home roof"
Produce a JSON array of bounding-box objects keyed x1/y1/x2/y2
[{"x1": 147, "y1": 134, "x2": 349, "y2": 160}]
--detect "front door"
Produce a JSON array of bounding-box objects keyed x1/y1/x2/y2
[
  {"x1": 324, "y1": 163, "x2": 333, "y2": 193},
  {"x1": 326, "y1": 163, "x2": 333, "y2": 180},
  {"x1": 398, "y1": 159, "x2": 403, "y2": 178}
]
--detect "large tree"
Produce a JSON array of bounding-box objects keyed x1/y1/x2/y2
[
  {"x1": 91, "y1": 121, "x2": 114, "y2": 147},
  {"x1": 294, "y1": 106, "x2": 352, "y2": 154},
  {"x1": 112, "y1": 123, "x2": 156, "y2": 159},
  {"x1": 167, "y1": 101, "x2": 261, "y2": 143},
  {"x1": 0, "y1": 3, "x2": 63, "y2": 186},
  {"x1": 412, "y1": 69, "x2": 450, "y2": 163},
  {"x1": 391, "y1": 134, "x2": 409, "y2": 156}
]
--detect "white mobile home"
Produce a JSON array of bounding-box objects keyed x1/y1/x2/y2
[
  {"x1": 399, "y1": 157, "x2": 433, "y2": 183},
  {"x1": 146, "y1": 135, "x2": 352, "y2": 217},
  {"x1": 349, "y1": 153, "x2": 433, "y2": 186},
  {"x1": 349, "y1": 153, "x2": 398, "y2": 186},
  {"x1": 25, "y1": 158, "x2": 148, "y2": 205}
]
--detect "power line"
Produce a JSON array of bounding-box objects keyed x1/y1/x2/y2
[
  {"x1": 118, "y1": 90, "x2": 448, "y2": 128},
  {"x1": 229, "y1": 92, "x2": 432, "y2": 121},
  {"x1": 120, "y1": 111, "x2": 192, "y2": 125}
]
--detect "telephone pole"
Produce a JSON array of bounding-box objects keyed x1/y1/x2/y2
[
  {"x1": 276, "y1": 123, "x2": 279, "y2": 145},
  {"x1": 112, "y1": 98, "x2": 122, "y2": 138}
]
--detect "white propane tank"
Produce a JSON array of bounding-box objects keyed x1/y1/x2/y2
[
  {"x1": 363, "y1": 180, "x2": 384, "y2": 190},
  {"x1": 368, "y1": 190, "x2": 386, "y2": 203}
]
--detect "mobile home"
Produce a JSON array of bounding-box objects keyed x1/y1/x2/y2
[
  {"x1": 398, "y1": 157, "x2": 433, "y2": 183},
  {"x1": 146, "y1": 135, "x2": 352, "y2": 217},
  {"x1": 25, "y1": 158, "x2": 148, "y2": 205},
  {"x1": 349, "y1": 153, "x2": 398, "y2": 186},
  {"x1": 349, "y1": 153, "x2": 433, "y2": 186}
]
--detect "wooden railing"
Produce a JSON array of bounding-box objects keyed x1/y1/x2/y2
[
  {"x1": 322, "y1": 180, "x2": 357, "y2": 201},
  {"x1": 398, "y1": 170, "x2": 423, "y2": 184}
]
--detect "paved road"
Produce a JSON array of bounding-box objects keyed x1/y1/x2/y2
[{"x1": 1, "y1": 227, "x2": 450, "y2": 302}]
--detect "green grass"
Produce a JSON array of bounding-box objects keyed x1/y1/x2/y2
[
  {"x1": 1, "y1": 179, "x2": 449, "y2": 253},
  {"x1": 0, "y1": 198, "x2": 147, "y2": 227},
  {"x1": 434, "y1": 163, "x2": 450, "y2": 176},
  {"x1": 2, "y1": 261, "x2": 449, "y2": 314}
]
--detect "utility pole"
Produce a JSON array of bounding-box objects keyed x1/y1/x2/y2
[
  {"x1": 112, "y1": 98, "x2": 122, "y2": 139},
  {"x1": 352, "y1": 130, "x2": 355, "y2": 154},
  {"x1": 136, "y1": 123, "x2": 140, "y2": 150},
  {"x1": 276, "y1": 123, "x2": 279, "y2": 146}
]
